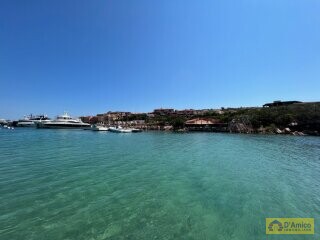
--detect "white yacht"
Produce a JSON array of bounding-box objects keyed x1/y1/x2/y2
[
  {"x1": 0, "y1": 119, "x2": 8, "y2": 127},
  {"x1": 17, "y1": 114, "x2": 50, "y2": 127},
  {"x1": 16, "y1": 115, "x2": 34, "y2": 127},
  {"x1": 0, "y1": 119, "x2": 7, "y2": 124},
  {"x1": 36, "y1": 112, "x2": 91, "y2": 129}
]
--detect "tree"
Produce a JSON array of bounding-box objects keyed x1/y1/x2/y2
[{"x1": 171, "y1": 118, "x2": 185, "y2": 130}]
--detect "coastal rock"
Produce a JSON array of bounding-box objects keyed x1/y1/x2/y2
[
  {"x1": 284, "y1": 128, "x2": 291, "y2": 133},
  {"x1": 275, "y1": 128, "x2": 282, "y2": 134},
  {"x1": 292, "y1": 131, "x2": 305, "y2": 136},
  {"x1": 258, "y1": 126, "x2": 266, "y2": 134},
  {"x1": 164, "y1": 125, "x2": 173, "y2": 131},
  {"x1": 228, "y1": 116, "x2": 253, "y2": 133}
]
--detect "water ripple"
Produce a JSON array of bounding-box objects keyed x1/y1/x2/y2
[{"x1": 0, "y1": 129, "x2": 319, "y2": 239}]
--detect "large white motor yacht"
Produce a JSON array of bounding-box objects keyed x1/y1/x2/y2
[
  {"x1": 0, "y1": 119, "x2": 8, "y2": 126},
  {"x1": 36, "y1": 112, "x2": 91, "y2": 129},
  {"x1": 17, "y1": 114, "x2": 50, "y2": 127}
]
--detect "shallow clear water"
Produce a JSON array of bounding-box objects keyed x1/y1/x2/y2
[{"x1": 0, "y1": 128, "x2": 319, "y2": 240}]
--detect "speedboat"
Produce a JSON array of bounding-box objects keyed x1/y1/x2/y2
[
  {"x1": 131, "y1": 128, "x2": 142, "y2": 132},
  {"x1": 109, "y1": 126, "x2": 132, "y2": 133},
  {"x1": 91, "y1": 125, "x2": 109, "y2": 131},
  {"x1": 36, "y1": 112, "x2": 91, "y2": 129}
]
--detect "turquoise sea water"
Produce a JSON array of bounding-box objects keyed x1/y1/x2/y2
[{"x1": 0, "y1": 129, "x2": 319, "y2": 240}]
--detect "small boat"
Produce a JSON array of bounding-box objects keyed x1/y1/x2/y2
[
  {"x1": 109, "y1": 126, "x2": 132, "y2": 133},
  {"x1": 131, "y1": 128, "x2": 142, "y2": 132},
  {"x1": 91, "y1": 125, "x2": 109, "y2": 131}
]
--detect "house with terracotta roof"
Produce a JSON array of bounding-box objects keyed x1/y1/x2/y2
[{"x1": 185, "y1": 118, "x2": 227, "y2": 132}]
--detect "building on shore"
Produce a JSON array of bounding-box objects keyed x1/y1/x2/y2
[
  {"x1": 263, "y1": 100, "x2": 301, "y2": 107},
  {"x1": 174, "y1": 109, "x2": 197, "y2": 116},
  {"x1": 80, "y1": 116, "x2": 99, "y2": 124},
  {"x1": 153, "y1": 108, "x2": 175, "y2": 116},
  {"x1": 94, "y1": 112, "x2": 133, "y2": 125},
  {"x1": 185, "y1": 118, "x2": 228, "y2": 132},
  {"x1": 114, "y1": 119, "x2": 146, "y2": 127},
  {"x1": 152, "y1": 108, "x2": 220, "y2": 117}
]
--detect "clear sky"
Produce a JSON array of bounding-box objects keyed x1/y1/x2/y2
[{"x1": 0, "y1": 0, "x2": 319, "y2": 119}]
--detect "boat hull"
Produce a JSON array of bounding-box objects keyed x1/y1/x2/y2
[
  {"x1": 132, "y1": 128, "x2": 142, "y2": 132},
  {"x1": 36, "y1": 123, "x2": 91, "y2": 129},
  {"x1": 16, "y1": 122, "x2": 36, "y2": 127},
  {"x1": 109, "y1": 127, "x2": 132, "y2": 133},
  {"x1": 92, "y1": 126, "x2": 109, "y2": 131}
]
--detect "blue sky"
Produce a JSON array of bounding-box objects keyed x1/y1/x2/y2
[{"x1": 0, "y1": 0, "x2": 320, "y2": 119}]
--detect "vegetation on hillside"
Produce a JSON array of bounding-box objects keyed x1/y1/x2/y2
[
  {"x1": 113, "y1": 103, "x2": 319, "y2": 134},
  {"x1": 148, "y1": 103, "x2": 319, "y2": 133}
]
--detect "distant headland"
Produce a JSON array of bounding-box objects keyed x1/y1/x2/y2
[
  {"x1": 78, "y1": 100, "x2": 319, "y2": 136},
  {"x1": 1, "y1": 100, "x2": 319, "y2": 136}
]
